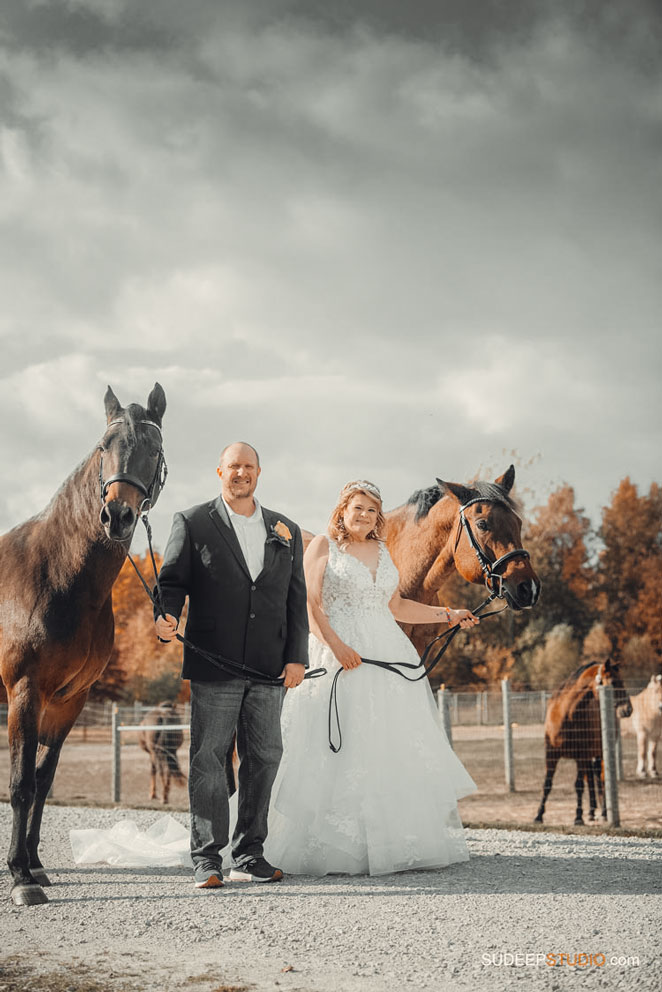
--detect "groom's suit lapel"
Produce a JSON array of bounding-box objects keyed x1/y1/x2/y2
[
  {"x1": 258, "y1": 508, "x2": 278, "y2": 581},
  {"x1": 208, "y1": 497, "x2": 252, "y2": 581}
]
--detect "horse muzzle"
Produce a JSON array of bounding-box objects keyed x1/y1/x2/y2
[
  {"x1": 99, "y1": 499, "x2": 137, "y2": 542},
  {"x1": 503, "y1": 576, "x2": 541, "y2": 611},
  {"x1": 617, "y1": 700, "x2": 633, "y2": 719}
]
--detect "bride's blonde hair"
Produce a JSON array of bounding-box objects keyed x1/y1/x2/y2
[{"x1": 328, "y1": 480, "x2": 385, "y2": 548}]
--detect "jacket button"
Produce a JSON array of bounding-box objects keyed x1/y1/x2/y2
[
  {"x1": 249, "y1": 612, "x2": 256, "y2": 619},
  {"x1": 251, "y1": 585, "x2": 256, "y2": 591}
]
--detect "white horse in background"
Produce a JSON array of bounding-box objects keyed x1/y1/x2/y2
[{"x1": 621, "y1": 674, "x2": 662, "y2": 778}]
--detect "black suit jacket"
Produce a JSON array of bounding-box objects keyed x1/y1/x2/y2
[{"x1": 156, "y1": 496, "x2": 309, "y2": 681}]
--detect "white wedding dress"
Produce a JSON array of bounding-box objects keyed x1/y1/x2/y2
[
  {"x1": 262, "y1": 538, "x2": 476, "y2": 876},
  {"x1": 71, "y1": 539, "x2": 476, "y2": 876}
]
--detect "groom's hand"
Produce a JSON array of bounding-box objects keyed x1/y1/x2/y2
[{"x1": 280, "y1": 663, "x2": 306, "y2": 688}]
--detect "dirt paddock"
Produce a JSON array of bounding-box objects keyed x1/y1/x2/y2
[{"x1": 0, "y1": 724, "x2": 659, "y2": 833}]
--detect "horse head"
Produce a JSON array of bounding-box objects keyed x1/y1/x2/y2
[
  {"x1": 594, "y1": 660, "x2": 632, "y2": 718},
  {"x1": 436, "y1": 466, "x2": 541, "y2": 611},
  {"x1": 98, "y1": 383, "x2": 167, "y2": 543}
]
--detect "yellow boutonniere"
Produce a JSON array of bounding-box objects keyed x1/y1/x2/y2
[{"x1": 274, "y1": 521, "x2": 292, "y2": 541}]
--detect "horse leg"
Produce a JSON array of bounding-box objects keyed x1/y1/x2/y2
[
  {"x1": 160, "y1": 753, "x2": 170, "y2": 805},
  {"x1": 595, "y1": 757, "x2": 606, "y2": 820},
  {"x1": 574, "y1": 761, "x2": 586, "y2": 825},
  {"x1": 26, "y1": 692, "x2": 87, "y2": 887},
  {"x1": 586, "y1": 760, "x2": 597, "y2": 822},
  {"x1": 647, "y1": 736, "x2": 658, "y2": 778},
  {"x1": 148, "y1": 751, "x2": 157, "y2": 800},
  {"x1": 636, "y1": 731, "x2": 647, "y2": 778},
  {"x1": 534, "y1": 750, "x2": 558, "y2": 823},
  {"x1": 26, "y1": 740, "x2": 66, "y2": 885},
  {"x1": 6, "y1": 682, "x2": 48, "y2": 905}
]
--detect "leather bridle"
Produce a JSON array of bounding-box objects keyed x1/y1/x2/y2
[
  {"x1": 98, "y1": 417, "x2": 168, "y2": 517},
  {"x1": 456, "y1": 497, "x2": 530, "y2": 599}
]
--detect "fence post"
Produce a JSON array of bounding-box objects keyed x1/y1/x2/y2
[
  {"x1": 501, "y1": 679, "x2": 515, "y2": 792},
  {"x1": 615, "y1": 716, "x2": 624, "y2": 782},
  {"x1": 598, "y1": 684, "x2": 620, "y2": 827},
  {"x1": 111, "y1": 703, "x2": 121, "y2": 803},
  {"x1": 437, "y1": 686, "x2": 453, "y2": 749},
  {"x1": 541, "y1": 690, "x2": 548, "y2": 723}
]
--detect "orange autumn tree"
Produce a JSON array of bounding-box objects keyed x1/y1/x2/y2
[
  {"x1": 596, "y1": 479, "x2": 662, "y2": 670},
  {"x1": 99, "y1": 551, "x2": 187, "y2": 703}
]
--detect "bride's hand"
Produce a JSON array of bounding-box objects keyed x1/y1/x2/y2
[
  {"x1": 448, "y1": 609, "x2": 479, "y2": 629},
  {"x1": 333, "y1": 641, "x2": 362, "y2": 670}
]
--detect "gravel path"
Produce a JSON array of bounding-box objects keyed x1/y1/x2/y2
[{"x1": 0, "y1": 803, "x2": 659, "y2": 992}]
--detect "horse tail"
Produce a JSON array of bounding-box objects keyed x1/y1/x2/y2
[{"x1": 163, "y1": 744, "x2": 186, "y2": 783}]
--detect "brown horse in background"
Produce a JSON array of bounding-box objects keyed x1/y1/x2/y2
[
  {"x1": 534, "y1": 660, "x2": 632, "y2": 825},
  {"x1": 0, "y1": 383, "x2": 167, "y2": 904},
  {"x1": 384, "y1": 466, "x2": 541, "y2": 657},
  {"x1": 138, "y1": 702, "x2": 186, "y2": 803}
]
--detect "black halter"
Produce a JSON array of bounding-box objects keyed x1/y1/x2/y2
[
  {"x1": 457, "y1": 497, "x2": 530, "y2": 599},
  {"x1": 98, "y1": 417, "x2": 168, "y2": 514}
]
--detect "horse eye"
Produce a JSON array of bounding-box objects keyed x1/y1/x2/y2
[{"x1": 476, "y1": 520, "x2": 489, "y2": 531}]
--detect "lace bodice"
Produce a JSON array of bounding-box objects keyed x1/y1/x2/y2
[{"x1": 322, "y1": 538, "x2": 400, "y2": 623}]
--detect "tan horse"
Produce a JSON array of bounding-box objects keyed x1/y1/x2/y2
[
  {"x1": 383, "y1": 466, "x2": 540, "y2": 656},
  {"x1": 138, "y1": 702, "x2": 186, "y2": 803},
  {"x1": 620, "y1": 674, "x2": 662, "y2": 778}
]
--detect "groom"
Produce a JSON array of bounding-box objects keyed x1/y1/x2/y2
[{"x1": 155, "y1": 442, "x2": 309, "y2": 888}]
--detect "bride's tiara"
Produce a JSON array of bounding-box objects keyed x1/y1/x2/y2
[{"x1": 344, "y1": 481, "x2": 382, "y2": 500}]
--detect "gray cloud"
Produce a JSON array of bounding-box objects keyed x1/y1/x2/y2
[{"x1": 0, "y1": 1, "x2": 660, "y2": 547}]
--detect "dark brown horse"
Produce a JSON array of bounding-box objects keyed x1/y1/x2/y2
[
  {"x1": 384, "y1": 466, "x2": 541, "y2": 657},
  {"x1": 0, "y1": 383, "x2": 166, "y2": 904},
  {"x1": 534, "y1": 660, "x2": 632, "y2": 825},
  {"x1": 138, "y1": 701, "x2": 186, "y2": 804}
]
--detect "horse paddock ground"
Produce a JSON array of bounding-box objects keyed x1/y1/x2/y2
[
  {"x1": 0, "y1": 724, "x2": 659, "y2": 834},
  {"x1": 0, "y1": 802, "x2": 659, "y2": 992}
]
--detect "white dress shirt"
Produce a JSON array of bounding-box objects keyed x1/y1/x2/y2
[{"x1": 222, "y1": 496, "x2": 267, "y2": 581}]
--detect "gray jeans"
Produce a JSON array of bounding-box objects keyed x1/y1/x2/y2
[{"x1": 188, "y1": 678, "x2": 285, "y2": 868}]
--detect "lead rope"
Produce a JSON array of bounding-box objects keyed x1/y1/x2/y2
[
  {"x1": 127, "y1": 513, "x2": 327, "y2": 686},
  {"x1": 328, "y1": 594, "x2": 507, "y2": 752}
]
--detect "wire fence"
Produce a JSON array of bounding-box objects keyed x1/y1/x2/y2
[{"x1": 0, "y1": 680, "x2": 659, "y2": 832}]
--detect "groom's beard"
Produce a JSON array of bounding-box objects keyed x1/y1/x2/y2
[{"x1": 227, "y1": 485, "x2": 256, "y2": 501}]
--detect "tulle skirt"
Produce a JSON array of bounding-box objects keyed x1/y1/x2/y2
[{"x1": 263, "y1": 624, "x2": 476, "y2": 876}]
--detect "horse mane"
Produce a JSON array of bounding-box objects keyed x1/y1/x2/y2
[
  {"x1": 552, "y1": 662, "x2": 600, "y2": 719},
  {"x1": 406, "y1": 479, "x2": 521, "y2": 523}
]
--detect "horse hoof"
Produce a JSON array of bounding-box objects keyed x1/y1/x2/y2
[
  {"x1": 574, "y1": 818, "x2": 584, "y2": 826},
  {"x1": 533, "y1": 815, "x2": 543, "y2": 824},
  {"x1": 11, "y1": 883, "x2": 49, "y2": 906},
  {"x1": 30, "y1": 869, "x2": 51, "y2": 887}
]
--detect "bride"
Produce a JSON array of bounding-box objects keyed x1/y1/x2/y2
[
  {"x1": 71, "y1": 481, "x2": 478, "y2": 877},
  {"x1": 262, "y1": 480, "x2": 477, "y2": 876}
]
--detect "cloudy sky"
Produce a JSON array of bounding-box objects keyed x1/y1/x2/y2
[{"x1": 1, "y1": 0, "x2": 660, "y2": 549}]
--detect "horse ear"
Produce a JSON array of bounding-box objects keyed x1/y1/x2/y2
[
  {"x1": 147, "y1": 382, "x2": 166, "y2": 425},
  {"x1": 495, "y1": 465, "x2": 515, "y2": 494},
  {"x1": 436, "y1": 478, "x2": 476, "y2": 506},
  {"x1": 104, "y1": 386, "x2": 122, "y2": 423}
]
